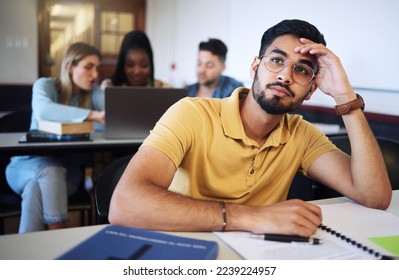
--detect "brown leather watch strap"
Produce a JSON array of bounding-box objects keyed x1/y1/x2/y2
[{"x1": 335, "y1": 94, "x2": 365, "y2": 115}]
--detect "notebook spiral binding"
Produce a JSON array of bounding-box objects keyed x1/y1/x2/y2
[{"x1": 318, "y1": 223, "x2": 384, "y2": 259}]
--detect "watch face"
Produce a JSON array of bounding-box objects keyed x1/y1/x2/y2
[{"x1": 356, "y1": 94, "x2": 365, "y2": 110}]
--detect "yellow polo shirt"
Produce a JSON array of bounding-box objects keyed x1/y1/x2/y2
[{"x1": 142, "y1": 87, "x2": 337, "y2": 205}]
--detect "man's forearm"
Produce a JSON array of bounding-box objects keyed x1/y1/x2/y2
[
  {"x1": 341, "y1": 109, "x2": 391, "y2": 208},
  {"x1": 109, "y1": 183, "x2": 226, "y2": 232}
]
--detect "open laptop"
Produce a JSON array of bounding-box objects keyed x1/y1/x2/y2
[{"x1": 105, "y1": 87, "x2": 187, "y2": 139}]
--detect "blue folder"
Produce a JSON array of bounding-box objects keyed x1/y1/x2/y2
[{"x1": 57, "y1": 225, "x2": 218, "y2": 260}]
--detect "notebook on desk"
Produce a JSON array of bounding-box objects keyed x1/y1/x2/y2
[
  {"x1": 105, "y1": 86, "x2": 187, "y2": 139},
  {"x1": 214, "y1": 202, "x2": 399, "y2": 260}
]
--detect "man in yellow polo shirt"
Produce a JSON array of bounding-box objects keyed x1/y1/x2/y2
[{"x1": 109, "y1": 19, "x2": 391, "y2": 237}]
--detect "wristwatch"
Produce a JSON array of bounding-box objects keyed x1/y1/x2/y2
[{"x1": 335, "y1": 94, "x2": 365, "y2": 115}]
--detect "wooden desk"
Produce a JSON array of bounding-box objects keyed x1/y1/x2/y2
[
  {"x1": 0, "y1": 132, "x2": 144, "y2": 156},
  {"x1": 0, "y1": 190, "x2": 397, "y2": 260}
]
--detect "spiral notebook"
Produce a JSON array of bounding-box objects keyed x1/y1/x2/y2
[{"x1": 214, "y1": 202, "x2": 399, "y2": 260}]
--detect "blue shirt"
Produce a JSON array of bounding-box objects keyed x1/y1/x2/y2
[
  {"x1": 30, "y1": 77, "x2": 104, "y2": 130},
  {"x1": 187, "y1": 75, "x2": 243, "y2": 98}
]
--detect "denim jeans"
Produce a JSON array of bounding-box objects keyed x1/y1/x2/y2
[{"x1": 5, "y1": 155, "x2": 90, "y2": 233}]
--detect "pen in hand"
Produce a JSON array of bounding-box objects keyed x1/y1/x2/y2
[{"x1": 251, "y1": 234, "x2": 321, "y2": 245}]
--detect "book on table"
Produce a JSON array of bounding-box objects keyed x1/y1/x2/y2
[
  {"x1": 57, "y1": 225, "x2": 219, "y2": 260},
  {"x1": 38, "y1": 120, "x2": 94, "y2": 135},
  {"x1": 19, "y1": 129, "x2": 92, "y2": 143}
]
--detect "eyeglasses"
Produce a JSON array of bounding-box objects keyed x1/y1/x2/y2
[{"x1": 259, "y1": 53, "x2": 315, "y2": 85}]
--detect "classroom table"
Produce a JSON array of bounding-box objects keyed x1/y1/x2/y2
[
  {"x1": 0, "y1": 123, "x2": 346, "y2": 157},
  {"x1": 0, "y1": 132, "x2": 144, "y2": 156},
  {"x1": 0, "y1": 190, "x2": 397, "y2": 260}
]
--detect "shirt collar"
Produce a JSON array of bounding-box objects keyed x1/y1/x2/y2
[{"x1": 221, "y1": 87, "x2": 290, "y2": 148}]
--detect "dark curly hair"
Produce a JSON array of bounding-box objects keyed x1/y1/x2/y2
[{"x1": 258, "y1": 19, "x2": 326, "y2": 57}]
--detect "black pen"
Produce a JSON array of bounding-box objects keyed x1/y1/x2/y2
[{"x1": 251, "y1": 234, "x2": 321, "y2": 245}]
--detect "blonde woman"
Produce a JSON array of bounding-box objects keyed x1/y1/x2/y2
[{"x1": 6, "y1": 42, "x2": 104, "y2": 233}]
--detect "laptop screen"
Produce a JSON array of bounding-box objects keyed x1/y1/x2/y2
[{"x1": 105, "y1": 87, "x2": 187, "y2": 139}]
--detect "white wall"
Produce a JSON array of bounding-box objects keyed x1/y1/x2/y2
[
  {"x1": 147, "y1": 0, "x2": 231, "y2": 88},
  {"x1": 147, "y1": 0, "x2": 399, "y2": 115},
  {"x1": 0, "y1": 0, "x2": 38, "y2": 84},
  {"x1": 1, "y1": 0, "x2": 398, "y2": 115}
]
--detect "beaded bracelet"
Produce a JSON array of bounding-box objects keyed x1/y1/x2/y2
[{"x1": 220, "y1": 201, "x2": 227, "y2": 232}]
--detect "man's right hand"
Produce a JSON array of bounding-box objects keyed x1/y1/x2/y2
[{"x1": 231, "y1": 199, "x2": 322, "y2": 237}]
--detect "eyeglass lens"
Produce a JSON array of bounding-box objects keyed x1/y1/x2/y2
[{"x1": 263, "y1": 54, "x2": 314, "y2": 85}]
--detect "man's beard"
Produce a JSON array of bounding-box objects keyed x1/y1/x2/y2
[{"x1": 252, "y1": 70, "x2": 308, "y2": 114}]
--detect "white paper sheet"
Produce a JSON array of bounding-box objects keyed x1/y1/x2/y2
[{"x1": 214, "y1": 202, "x2": 399, "y2": 260}]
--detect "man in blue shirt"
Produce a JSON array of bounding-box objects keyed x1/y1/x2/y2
[{"x1": 187, "y1": 38, "x2": 243, "y2": 98}]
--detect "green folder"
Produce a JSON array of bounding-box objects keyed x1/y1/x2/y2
[{"x1": 369, "y1": 235, "x2": 399, "y2": 256}]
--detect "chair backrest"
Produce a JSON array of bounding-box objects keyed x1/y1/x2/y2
[
  {"x1": 0, "y1": 110, "x2": 31, "y2": 132},
  {"x1": 331, "y1": 135, "x2": 399, "y2": 189},
  {"x1": 313, "y1": 135, "x2": 399, "y2": 199},
  {"x1": 375, "y1": 137, "x2": 399, "y2": 190},
  {"x1": 95, "y1": 155, "x2": 132, "y2": 224},
  {"x1": 0, "y1": 110, "x2": 32, "y2": 186},
  {"x1": 0, "y1": 110, "x2": 32, "y2": 196},
  {"x1": 0, "y1": 110, "x2": 31, "y2": 233}
]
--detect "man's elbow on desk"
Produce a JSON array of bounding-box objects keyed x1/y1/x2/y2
[
  {"x1": 371, "y1": 189, "x2": 392, "y2": 210},
  {"x1": 368, "y1": 177, "x2": 392, "y2": 209},
  {"x1": 108, "y1": 197, "x2": 122, "y2": 226},
  {"x1": 107, "y1": 186, "x2": 137, "y2": 226},
  {"x1": 354, "y1": 187, "x2": 392, "y2": 210},
  {"x1": 108, "y1": 185, "x2": 150, "y2": 228},
  {"x1": 108, "y1": 197, "x2": 132, "y2": 227}
]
